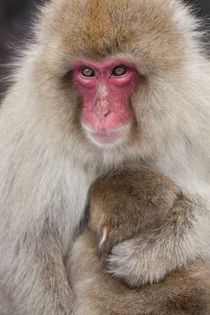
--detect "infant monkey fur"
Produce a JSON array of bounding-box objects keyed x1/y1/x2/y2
[{"x1": 69, "y1": 167, "x2": 210, "y2": 315}]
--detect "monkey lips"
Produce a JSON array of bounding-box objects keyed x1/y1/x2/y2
[{"x1": 82, "y1": 123, "x2": 130, "y2": 144}]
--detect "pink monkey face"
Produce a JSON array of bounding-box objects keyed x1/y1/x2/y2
[{"x1": 73, "y1": 58, "x2": 140, "y2": 145}]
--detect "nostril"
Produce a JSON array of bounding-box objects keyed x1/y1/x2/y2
[
  {"x1": 94, "y1": 101, "x2": 111, "y2": 120},
  {"x1": 104, "y1": 109, "x2": 110, "y2": 117}
]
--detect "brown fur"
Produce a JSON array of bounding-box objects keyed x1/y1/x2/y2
[
  {"x1": 89, "y1": 167, "x2": 190, "y2": 257},
  {"x1": 70, "y1": 233, "x2": 210, "y2": 315},
  {"x1": 68, "y1": 167, "x2": 210, "y2": 314},
  {"x1": 0, "y1": 0, "x2": 210, "y2": 314}
]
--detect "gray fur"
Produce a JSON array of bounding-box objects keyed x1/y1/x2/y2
[{"x1": 0, "y1": 0, "x2": 210, "y2": 313}]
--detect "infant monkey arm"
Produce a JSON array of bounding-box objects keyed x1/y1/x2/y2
[{"x1": 89, "y1": 168, "x2": 207, "y2": 286}]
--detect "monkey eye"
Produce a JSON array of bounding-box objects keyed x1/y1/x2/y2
[
  {"x1": 112, "y1": 66, "x2": 127, "y2": 76},
  {"x1": 81, "y1": 67, "x2": 95, "y2": 77}
]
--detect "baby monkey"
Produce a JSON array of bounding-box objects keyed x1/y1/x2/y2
[{"x1": 69, "y1": 167, "x2": 210, "y2": 315}]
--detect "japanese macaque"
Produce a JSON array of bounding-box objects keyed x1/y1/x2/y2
[
  {"x1": 0, "y1": 0, "x2": 210, "y2": 314},
  {"x1": 68, "y1": 167, "x2": 210, "y2": 314}
]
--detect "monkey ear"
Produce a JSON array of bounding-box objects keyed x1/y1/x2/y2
[{"x1": 99, "y1": 226, "x2": 109, "y2": 249}]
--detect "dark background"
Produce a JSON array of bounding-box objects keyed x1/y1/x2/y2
[{"x1": 0, "y1": 0, "x2": 210, "y2": 95}]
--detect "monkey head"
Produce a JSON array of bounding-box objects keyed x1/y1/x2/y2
[
  {"x1": 35, "y1": 0, "x2": 195, "y2": 157},
  {"x1": 88, "y1": 167, "x2": 182, "y2": 256}
]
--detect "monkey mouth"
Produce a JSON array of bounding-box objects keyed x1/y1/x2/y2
[{"x1": 82, "y1": 123, "x2": 130, "y2": 144}]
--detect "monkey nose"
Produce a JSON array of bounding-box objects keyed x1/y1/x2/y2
[{"x1": 94, "y1": 100, "x2": 111, "y2": 120}]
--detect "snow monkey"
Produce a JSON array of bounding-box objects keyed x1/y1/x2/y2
[
  {"x1": 68, "y1": 167, "x2": 210, "y2": 314},
  {"x1": 0, "y1": 0, "x2": 210, "y2": 314}
]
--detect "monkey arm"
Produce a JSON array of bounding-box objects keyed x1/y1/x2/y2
[
  {"x1": 69, "y1": 230, "x2": 210, "y2": 315},
  {"x1": 89, "y1": 167, "x2": 210, "y2": 287},
  {"x1": 2, "y1": 232, "x2": 74, "y2": 315},
  {"x1": 108, "y1": 195, "x2": 210, "y2": 287}
]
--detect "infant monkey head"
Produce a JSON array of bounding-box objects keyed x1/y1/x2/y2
[{"x1": 88, "y1": 167, "x2": 182, "y2": 256}]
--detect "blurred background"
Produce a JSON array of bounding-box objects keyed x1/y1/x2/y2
[{"x1": 0, "y1": 0, "x2": 210, "y2": 96}]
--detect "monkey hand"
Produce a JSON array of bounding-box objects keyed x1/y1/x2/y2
[{"x1": 108, "y1": 195, "x2": 198, "y2": 287}]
